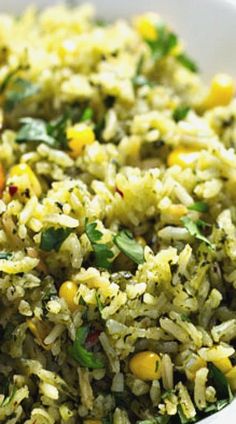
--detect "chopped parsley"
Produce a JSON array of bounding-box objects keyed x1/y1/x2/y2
[
  {"x1": 80, "y1": 107, "x2": 93, "y2": 122},
  {"x1": 176, "y1": 53, "x2": 198, "y2": 73},
  {"x1": 85, "y1": 220, "x2": 114, "y2": 269},
  {"x1": 113, "y1": 230, "x2": 145, "y2": 265},
  {"x1": 181, "y1": 216, "x2": 214, "y2": 248},
  {"x1": 4, "y1": 78, "x2": 39, "y2": 112},
  {"x1": 0, "y1": 252, "x2": 12, "y2": 260},
  {"x1": 173, "y1": 105, "x2": 190, "y2": 122},
  {"x1": 188, "y1": 202, "x2": 209, "y2": 213},
  {"x1": 40, "y1": 227, "x2": 72, "y2": 252},
  {"x1": 16, "y1": 118, "x2": 55, "y2": 146},
  {"x1": 69, "y1": 326, "x2": 104, "y2": 369},
  {"x1": 16, "y1": 112, "x2": 70, "y2": 149},
  {"x1": 145, "y1": 23, "x2": 178, "y2": 62},
  {"x1": 208, "y1": 363, "x2": 233, "y2": 402}
]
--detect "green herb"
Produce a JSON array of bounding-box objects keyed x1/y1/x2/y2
[
  {"x1": 177, "y1": 53, "x2": 198, "y2": 73},
  {"x1": 80, "y1": 107, "x2": 93, "y2": 122},
  {"x1": 4, "y1": 78, "x2": 39, "y2": 111},
  {"x1": 0, "y1": 65, "x2": 22, "y2": 94},
  {"x1": 1, "y1": 386, "x2": 17, "y2": 407},
  {"x1": 16, "y1": 112, "x2": 70, "y2": 149},
  {"x1": 208, "y1": 363, "x2": 233, "y2": 401},
  {"x1": 181, "y1": 216, "x2": 214, "y2": 248},
  {"x1": 85, "y1": 220, "x2": 114, "y2": 269},
  {"x1": 0, "y1": 252, "x2": 12, "y2": 260},
  {"x1": 161, "y1": 389, "x2": 175, "y2": 400},
  {"x1": 173, "y1": 105, "x2": 190, "y2": 122},
  {"x1": 47, "y1": 112, "x2": 70, "y2": 150},
  {"x1": 188, "y1": 202, "x2": 209, "y2": 213},
  {"x1": 40, "y1": 227, "x2": 72, "y2": 252},
  {"x1": 204, "y1": 399, "x2": 230, "y2": 413},
  {"x1": 95, "y1": 291, "x2": 104, "y2": 314},
  {"x1": 69, "y1": 326, "x2": 104, "y2": 369},
  {"x1": 16, "y1": 118, "x2": 55, "y2": 146},
  {"x1": 178, "y1": 406, "x2": 195, "y2": 424},
  {"x1": 132, "y1": 55, "x2": 153, "y2": 87},
  {"x1": 180, "y1": 314, "x2": 191, "y2": 322},
  {"x1": 113, "y1": 230, "x2": 145, "y2": 265},
  {"x1": 145, "y1": 23, "x2": 178, "y2": 62},
  {"x1": 85, "y1": 221, "x2": 103, "y2": 243}
]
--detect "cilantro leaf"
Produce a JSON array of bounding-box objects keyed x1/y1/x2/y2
[
  {"x1": 4, "y1": 78, "x2": 39, "y2": 111},
  {"x1": 95, "y1": 291, "x2": 104, "y2": 315},
  {"x1": 188, "y1": 202, "x2": 209, "y2": 213},
  {"x1": 69, "y1": 326, "x2": 104, "y2": 369},
  {"x1": 85, "y1": 220, "x2": 114, "y2": 269},
  {"x1": 181, "y1": 216, "x2": 214, "y2": 248},
  {"x1": 0, "y1": 252, "x2": 12, "y2": 260},
  {"x1": 113, "y1": 230, "x2": 145, "y2": 265},
  {"x1": 173, "y1": 105, "x2": 190, "y2": 122},
  {"x1": 40, "y1": 227, "x2": 72, "y2": 252},
  {"x1": 208, "y1": 363, "x2": 233, "y2": 401},
  {"x1": 146, "y1": 23, "x2": 178, "y2": 62},
  {"x1": 80, "y1": 107, "x2": 93, "y2": 122},
  {"x1": 85, "y1": 221, "x2": 103, "y2": 243},
  {"x1": 16, "y1": 118, "x2": 56, "y2": 146},
  {"x1": 204, "y1": 399, "x2": 230, "y2": 413},
  {"x1": 93, "y1": 243, "x2": 114, "y2": 269},
  {"x1": 16, "y1": 112, "x2": 70, "y2": 149},
  {"x1": 177, "y1": 53, "x2": 198, "y2": 73},
  {"x1": 178, "y1": 407, "x2": 195, "y2": 424}
]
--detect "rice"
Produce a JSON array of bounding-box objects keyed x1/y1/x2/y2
[{"x1": 0, "y1": 3, "x2": 236, "y2": 423}]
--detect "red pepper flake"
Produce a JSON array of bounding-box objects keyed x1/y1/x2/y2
[
  {"x1": 86, "y1": 329, "x2": 101, "y2": 348},
  {"x1": 9, "y1": 185, "x2": 18, "y2": 196},
  {"x1": 115, "y1": 186, "x2": 124, "y2": 197}
]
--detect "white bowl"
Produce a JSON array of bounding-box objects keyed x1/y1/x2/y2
[{"x1": 1, "y1": 0, "x2": 236, "y2": 422}]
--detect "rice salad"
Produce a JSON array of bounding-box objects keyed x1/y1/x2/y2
[{"x1": 0, "y1": 4, "x2": 236, "y2": 423}]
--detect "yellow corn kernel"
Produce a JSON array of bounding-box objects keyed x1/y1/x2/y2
[
  {"x1": 134, "y1": 15, "x2": 157, "y2": 41},
  {"x1": 9, "y1": 163, "x2": 41, "y2": 197},
  {"x1": 84, "y1": 420, "x2": 101, "y2": 424},
  {"x1": 226, "y1": 366, "x2": 236, "y2": 391},
  {"x1": 67, "y1": 123, "x2": 95, "y2": 158},
  {"x1": 129, "y1": 351, "x2": 161, "y2": 381},
  {"x1": 59, "y1": 281, "x2": 78, "y2": 312},
  {"x1": 167, "y1": 147, "x2": 200, "y2": 168},
  {"x1": 185, "y1": 355, "x2": 207, "y2": 381},
  {"x1": 202, "y1": 73, "x2": 235, "y2": 110},
  {"x1": 165, "y1": 204, "x2": 188, "y2": 222},
  {"x1": 213, "y1": 357, "x2": 232, "y2": 374},
  {"x1": 27, "y1": 318, "x2": 51, "y2": 350}
]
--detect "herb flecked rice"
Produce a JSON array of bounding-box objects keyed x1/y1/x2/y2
[{"x1": 0, "y1": 3, "x2": 236, "y2": 423}]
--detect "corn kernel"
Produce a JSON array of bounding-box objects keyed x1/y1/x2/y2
[
  {"x1": 213, "y1": 357, "x2": 232, "y2": 374},
  {"x1": 129, "y1": 351, "x2": 161, "y2": 381},
  {"x1": 226, "y1": 366, "x2": 236, "y2": 391},
  {"x1": 167, "y1": 147, "x2": 200, "y2": 168},
  {"x1": 202, "y1": 73, "x2": 235, "y2": 110},
  {"x1": 67, "y1": 123, "x2": 95, "y2": 158},
  {"x1": 0, "y1": 163, "x2": 5, "y2": 193},
  {"x1": 27, "y1": 318, "x2": 51, "y2": 350},
  {"x1": 59, "y1": 281, "x2": 78, "y2": 312},
  {"x1": 134, "y1": 16, "x2": 157, "y2": 41},
  {"x1": 9, "y1": 163, "x2": 41, "y2": 197}
]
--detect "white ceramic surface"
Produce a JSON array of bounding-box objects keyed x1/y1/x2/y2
[{"x1": 1, "y1": 0, "x2": 236, "y2": 422}]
